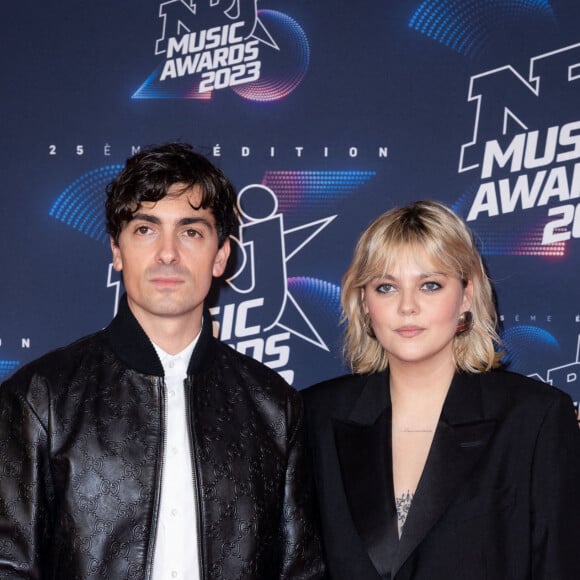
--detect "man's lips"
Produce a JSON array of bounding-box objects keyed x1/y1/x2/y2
[{"x1": 150, "y1": 277, "x2": 185, "y2": 287}]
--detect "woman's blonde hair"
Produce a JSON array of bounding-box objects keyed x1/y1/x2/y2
[{"x1": 342, "y1": 200, "x2": 503, "y2": 374}]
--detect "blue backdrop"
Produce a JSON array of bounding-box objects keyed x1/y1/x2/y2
[{"x1": 2, "y1": 0, "x2": 580, "y2": 412}]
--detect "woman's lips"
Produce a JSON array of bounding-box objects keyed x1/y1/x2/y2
[{"x1": 395, "y1": 326, "x2": 424, "y2": 338}]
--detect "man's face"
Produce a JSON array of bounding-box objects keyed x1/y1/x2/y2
[{"x1": 111, "y1": 184, "x2": 230, "y2": 334}]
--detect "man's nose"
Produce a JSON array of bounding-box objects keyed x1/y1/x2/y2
[{"x1": 156, "y1": 234, "x2": 179, "y2": 264}]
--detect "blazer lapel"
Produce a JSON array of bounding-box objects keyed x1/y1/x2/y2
[
  {"x1": 392, "y1": 373, "x2": 496, "y2": 577},
  {"x1": 333, "y1": 372, "x2": 400, "y2": 577}
]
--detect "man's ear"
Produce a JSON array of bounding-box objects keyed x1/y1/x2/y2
[
  {"x1": 213, "y1": 238, "x2": 230, "y2": 277},
  {"x1": 110, "y1": 237, "x2": 123, "y2": 272}
]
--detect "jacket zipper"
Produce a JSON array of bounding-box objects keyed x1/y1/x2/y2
[
  {"x1": 185, "y1": 376, "x2": 206, "y2": 580},
  {"x1": 145, "y1": 377, "x2": 167, "y2": 580}
]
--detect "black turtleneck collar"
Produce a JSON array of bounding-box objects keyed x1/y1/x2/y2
[{"x1": 104, "y1": 294, "x2": 216, "y2": 377}]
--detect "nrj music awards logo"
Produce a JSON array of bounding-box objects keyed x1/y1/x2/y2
[
  {"x1": 453, "y1": 42, "x2": 580, "y2": 257},
  {"x1": 133, "y1": 0, "x2": 310, "y2": 101}
]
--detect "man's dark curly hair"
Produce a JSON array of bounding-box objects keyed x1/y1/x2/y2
[{"x1": 106, "y1": 142, "x2": 239, "y2": 247}]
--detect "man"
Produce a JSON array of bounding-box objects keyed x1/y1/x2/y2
[{"x1": 0, "y1": 143, "x2": 324, "y2": 579}]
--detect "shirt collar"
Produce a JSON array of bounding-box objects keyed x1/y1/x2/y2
[{"x1": 152, "y1": 331, "x2": 200, "y2": 374}]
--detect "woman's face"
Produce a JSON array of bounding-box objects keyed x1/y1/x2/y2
[{"x1": 363, "y1": 246, "x2": 472, "y2": 373}]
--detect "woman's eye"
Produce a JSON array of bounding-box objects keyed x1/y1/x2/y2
[
  {"x1": 422, "y1": 281, "x2": 441, "y2": 291},
  {"x1": 376, "y1": 283, "x2": 395, "y2": 293}
]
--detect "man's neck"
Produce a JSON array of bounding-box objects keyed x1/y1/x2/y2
[{"x1": 127, "y1": 301, "x2": 203, "y2": 355}]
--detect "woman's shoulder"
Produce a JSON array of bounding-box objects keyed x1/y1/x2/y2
[
  {"x1": 477, "y1": 368, "x2": 575, "y2": 414},
  {"x1": 480, "y1": 368, "x2": 566, "y2": 395},
  {"x1": 301, "y1": 372, "x2": 384, "y2": 416},
  {"x1": 303, "y1": 372, "x2": 370, "y2": 399}
]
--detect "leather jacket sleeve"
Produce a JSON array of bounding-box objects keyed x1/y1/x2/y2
[
  {"x1": 278, "y1": 394, "x2": 325, "y2": 579},
  {"x1": 0, "y1": 372, "x2": 53, "y2": 578}
]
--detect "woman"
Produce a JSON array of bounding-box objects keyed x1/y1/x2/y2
[{"x1": 302, "y1": 200, "x2": 580, "y2": 580}]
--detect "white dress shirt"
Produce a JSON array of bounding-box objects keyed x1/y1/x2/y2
[{"x1": 151, "y1": 336, "x2": 201, "y2": 580}]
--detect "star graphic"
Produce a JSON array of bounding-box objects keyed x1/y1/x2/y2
[{"x1": 227, "y1": 184, "x2": 336, "y2": 350}]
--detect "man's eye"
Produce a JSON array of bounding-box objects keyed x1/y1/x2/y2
[
  {"x1": 184, "y1": 229, "x2": 201, "y2": 238},
  {"x1": 135, "y1": 225, "x2": 151, "y2": 235}
]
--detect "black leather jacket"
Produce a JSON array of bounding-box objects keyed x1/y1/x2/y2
[{"x1": 0, "y1": 297, "x2": 324, "y2": 579}]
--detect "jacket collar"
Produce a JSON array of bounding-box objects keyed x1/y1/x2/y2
[
  {"x1": 333, "y1": 372, "x2": 398, "y2": 578},
  {"x1": 393, "y1": 372, "x2": 496, "y2": 576},
  {"x1": 104, "y1": 294, "x2": 216, "y2": 377},
  {"x1": 333, "y1": 371, "x2": 496, "y2": 579}
]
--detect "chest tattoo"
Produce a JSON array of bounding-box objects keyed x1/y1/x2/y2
[{"x1": 395, "y1": 490, "x2": 414, "y2": 531}]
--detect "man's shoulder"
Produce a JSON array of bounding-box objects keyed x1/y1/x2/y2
[
  {"x1": 3, "y1": 329, "x2": 109, "y2": 387},
  {"x1": 212, "y1": 339, "x2": 295, "y2": 394}
]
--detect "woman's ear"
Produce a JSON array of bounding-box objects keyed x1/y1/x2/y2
[
  {"x1": 462, "y1": 279, "x2": 474, "y2": 311},
  {"x1": 361, "y1": 287, "x2": 368, "y2": 313}
]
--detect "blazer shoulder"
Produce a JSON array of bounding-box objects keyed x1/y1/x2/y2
[
  {"x1": 303, "y1": 372, "x2": 361, "y2": 398},
  {"x1": 482, "y1": 369, "x2": 568, "y2": 396},
  {"x1": 479, "y1": 369, "x2": 574, "y2": 414},
  {"x1": 302, "y1": 372, "x2": 379, "y2": 416}
]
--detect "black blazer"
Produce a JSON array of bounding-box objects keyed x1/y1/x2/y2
[{"x1": 302, "y1": 370, "x2": 580, "y2": 580}]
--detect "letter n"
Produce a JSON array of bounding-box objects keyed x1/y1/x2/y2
[
  {"x1": 459, "y1": 66, "x2": 541, "y2": 173},
  {"x1": 155, "y1": 0, "x2": 198, "y2": 55}
]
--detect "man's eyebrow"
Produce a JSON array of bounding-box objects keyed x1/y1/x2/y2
[
  {"x1": 176, "y1": 217, "x2": 214, "y2": 228},
  {"x1": 130, "y1": 213, "x2": 214, "y2": 229},
  {"x1": 130, "y1": 213, "x2": 161, "y2": 225}
]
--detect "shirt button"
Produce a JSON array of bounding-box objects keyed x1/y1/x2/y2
[
  {"x1": 172, "y1": 447, "x2": 179, "y2": 455},
  {"x1": 171, "y1": 508, "x2": 178, "y2": 516},
  {"x1": 169, "y1": 390, "x2": 176, "y2": 397},
  {"x1": 168, "y1": 360, "x2": 175, "y2": 369},
  {"x1": 171, "y1": 571, "x2": 178, "y2": 578}
]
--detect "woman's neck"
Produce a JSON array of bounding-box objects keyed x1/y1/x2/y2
[{"x1": 389, "y1": 359, "x2": 455, "y2": 428}]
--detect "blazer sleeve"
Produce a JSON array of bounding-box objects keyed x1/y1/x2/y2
[
  {"x1": 0, "y1": 373, "x2": 52, "y2": 578},
  {"x1": 530, "y1": 392, "x2": 580, "y2": 579}
]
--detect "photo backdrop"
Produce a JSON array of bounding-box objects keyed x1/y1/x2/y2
[{"x1": 2, "y1": 1, "x2": 580, "y2": 412}]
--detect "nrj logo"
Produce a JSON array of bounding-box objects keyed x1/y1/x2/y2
[
  {"x1": 210, "y1": 184, "x2": 339, "y2": 384},
  {"x1": 133, "y1": 0, "x2": 310, "y2": 102},
  {"x1": 455, "y1": 42, "x2": 580, "y2": 255}
]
